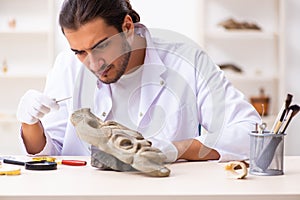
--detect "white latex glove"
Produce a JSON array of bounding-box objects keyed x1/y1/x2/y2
[{"x1": 16, "y1": 89, "x2": 59, "y2": 125}]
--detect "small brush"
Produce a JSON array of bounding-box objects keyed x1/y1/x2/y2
[
  {"x1": 272, "y1": 94, "x2": 293, "y2": 134},
  {"x1": 280, "y1": 104, "x2": 300, "y2": 133}
]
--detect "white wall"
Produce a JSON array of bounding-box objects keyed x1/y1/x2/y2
[
  {"x1": 54, "y1": 0, "x2": 69, "y2": 56},
  {"x1": 130, "y1": 0, "x2": 202, "y2": 44},
  {"x1": 284, "y1": 0, "x2": 300, "y2": 155},
  {"x1": 53, "y1": 0, "x2": 203, "y2": 57}
]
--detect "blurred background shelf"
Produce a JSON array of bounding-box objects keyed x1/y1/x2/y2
[
  {"x1": 0, "y1": 113, "x2": 23, "y2": 154},
  {"x1": 0, "y1": 73, "x2": 48, "y2": 79},
  {"x1": 205, "y1": 30, "x2": 278, "y2": 40},
  {"x1": 0, "y1": 30, "x2": 49, "y2": 35},
  {"x1": 201, "y1": 0, "x2": 285, "y2": 116},
  {"x1": 0, "y1": 0, "x2": 53, "y2": 155},
  {"x1": 0, "y1": 0, "x2": 53, "y2": 117}
]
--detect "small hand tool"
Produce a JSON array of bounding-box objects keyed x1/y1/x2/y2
[
  {"x1": 3, "y1": 159, "x2": 57, "y2": 170},
  {"x1": 57, "y1": 160, "x2": 87, "y2": 166},
  {"x1": 32, "y1": 157, "x2": 87, "y2": 166},
  {"x1": 0, "y1": 165, "x2": 21, "y2": 175},
  {"x1": 55, "y1": 97, "x2": 72, "y2": 103}
]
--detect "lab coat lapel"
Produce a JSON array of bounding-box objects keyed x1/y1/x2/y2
[
  {"x1": 136, "y1": 26, "x2": 167, "y2": 124},
  {"x1": 138, "y1": 61, "x2": 167, "y2": 125},
  {"x1": 93, "y1": 81, "x2": 112, "y2": 121}
]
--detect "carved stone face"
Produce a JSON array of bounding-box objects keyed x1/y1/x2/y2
[{"x1": 70, "y1": 108, "x2": 170, "y2": 177}]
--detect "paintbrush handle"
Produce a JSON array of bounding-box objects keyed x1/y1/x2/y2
[
  {"x1": 281, "y1": 109, "x2": 298, "y2": 133},
  {"x1": 271, "y1": 104, "x2": 285, "y2": 133},
  {"x1": 271, "y1": 94, "x2": 293, "y2": 133},
  {"x1": 273, "y1": 121, "x2": 282, "y2": 134},
  {"x1": 281, "y1": 118, "x2": 292, "y2": 133}
]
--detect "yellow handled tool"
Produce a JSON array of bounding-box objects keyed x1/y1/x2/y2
[{"x1": 0, "y1": 164, "x2": 21, "y2": 175}]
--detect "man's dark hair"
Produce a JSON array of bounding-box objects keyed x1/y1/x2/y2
[{"x1": 59, "y1": 0, "x2": 140, "y2": 33}]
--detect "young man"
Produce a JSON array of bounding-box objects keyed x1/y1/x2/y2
[{"x1": 16, "y1": 0, "x2": 261, "y2": 163}]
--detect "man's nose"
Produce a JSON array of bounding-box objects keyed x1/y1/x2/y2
[{"x1": 88, "y1": 53, "x2": 105, "y2": 72}]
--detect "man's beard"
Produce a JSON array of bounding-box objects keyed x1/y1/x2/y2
[{"x1": 98, "y1": 39, "x2": 132, "y2": 84}]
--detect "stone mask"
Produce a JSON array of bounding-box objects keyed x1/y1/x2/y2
[{"x1": 70, "y1": 108, "x2": 170, "y2": 177}]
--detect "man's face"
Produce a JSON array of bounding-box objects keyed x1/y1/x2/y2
[{"x1": 64, "y1": 18, "x2": 131, "y2": 84}]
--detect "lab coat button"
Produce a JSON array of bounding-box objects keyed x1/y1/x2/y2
[
  {"x1": 160, "y1": 80, "x2": 164, "y2": 86},
  {"x1": 102, "y1": 112, "x2": 107, "y2": 117},
  {"x1": 139, "y1": 112, "x2": 143, "y2": 117}
]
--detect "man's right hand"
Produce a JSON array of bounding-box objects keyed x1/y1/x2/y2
[{"x1": 16, "y1": 90, "x2": 59, "y2": 125}]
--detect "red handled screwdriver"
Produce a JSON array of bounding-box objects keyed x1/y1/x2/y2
[{"x1": 57, "y1": 160, "x2": 87, "y2": 166}]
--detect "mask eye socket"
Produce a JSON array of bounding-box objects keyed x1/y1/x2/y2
[
  {"x1": 87, "y1": 119, "x2": 100, "y2": 129},
  {"x1": 112, "y1": 134, "x2": 135, "y2": 151},
  {"x1": 119, "y1": 138, "x2": 133, "y2": 149}
]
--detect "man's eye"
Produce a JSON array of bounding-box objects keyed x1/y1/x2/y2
[
  {"x1": 75, "y1": 51, "x2": 86, "y2": 56},
  {"x1": 96, "y1": 41, "x2": 110, "y2": 50}
]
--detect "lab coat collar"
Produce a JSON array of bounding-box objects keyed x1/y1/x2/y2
[{"x1": 134, "y1": 23, "x2": 165, "y2": 67}]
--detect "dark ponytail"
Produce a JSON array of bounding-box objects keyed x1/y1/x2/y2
[
  {"x1": 124, "y1": 0, "x2": 140, "y2": 23},
  {"x1": 59, "y1": 0, "x2": 140, "y2": 33}
]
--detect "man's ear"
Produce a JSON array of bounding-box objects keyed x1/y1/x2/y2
[{"x1": 122, "y1": 15, "x2": 134, "y2": 44}]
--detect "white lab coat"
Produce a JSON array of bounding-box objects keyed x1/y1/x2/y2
[{"x1": 31, "y1": 24, "x2": 261, "y2": 162}]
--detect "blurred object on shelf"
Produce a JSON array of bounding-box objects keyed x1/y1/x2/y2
[
  {"x1": 0, "y1": 112, "x2": 16, "y2": 121},
  {"x1": 8, "y1": 18, "x2": 16, "y2": 29},
  {"x1": 218, "y1": 18, "x2": 261, "y2": 31},
  {"x1": 255, "y1": 68, "x2": 263, "y2": 76},
  {"x1": 2, "y1": 59, "x2": 8, "y2": 74},
  {"x1": 250, "y1": 88, "x2": 270, "y2": 116},
  {"x1": 219, "y1": 63, "x2": 243, "y2": 73}
]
